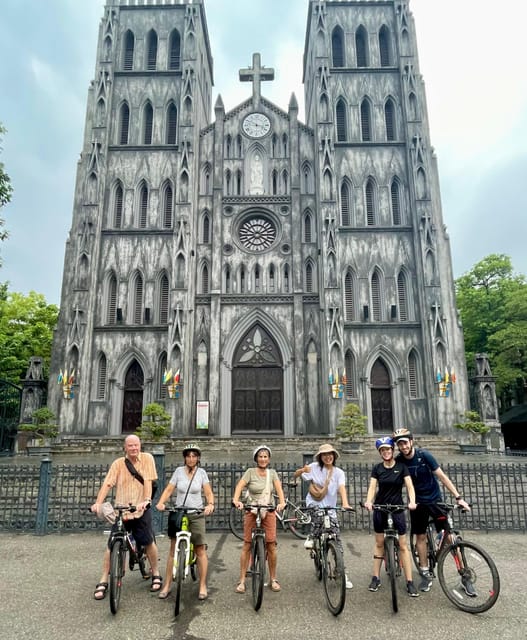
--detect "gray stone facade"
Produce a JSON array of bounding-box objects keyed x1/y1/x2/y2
[{"x1": 49, "y1": 0, "x2": 469, "y2": 441}]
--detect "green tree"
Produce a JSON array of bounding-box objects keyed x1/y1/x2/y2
[
  {"x1": 0, "y1": 291, "x2": 59, "y2": 385},
  {"x1": 0, "y1": 123, "x2": 13, "y2": 256},
  {"x1": 455, "y1": 254, "x2": 527, "y2": 405}
]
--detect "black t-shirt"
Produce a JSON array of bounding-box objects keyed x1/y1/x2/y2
[{"x1": 371, "y1": 461, "x2": 409, "y2": 505}]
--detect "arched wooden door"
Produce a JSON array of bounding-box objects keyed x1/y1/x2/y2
[
  {"x1": 231, "y1": 324, "x2": 283, "y2": 434},
  {"x1": 122, "y1": 360, "x2": 144, "y2": 433},
  {"x1": 370, "y1": 358, "x2": 393, "y2": 432}
]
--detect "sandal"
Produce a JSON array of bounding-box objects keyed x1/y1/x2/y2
[
  {"x1": 270, "y1": 579, "x2": 281, "y2": 592},
  {"x1": 235, "y1": 582, "x2": 246, "y2": 594},
  {"x1": 93, "y1": 582, "x2": 108, "y2": 600},
  {"x1": 150, "y1": 575, "x2": 163, "y2": 592}
]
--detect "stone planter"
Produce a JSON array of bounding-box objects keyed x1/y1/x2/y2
[
  {"x1": 341, "y1": 440, "x2": 364, "y2": 454},
  {"x1": 458, "y1": 443, "x2": 487, "y2": 455}
]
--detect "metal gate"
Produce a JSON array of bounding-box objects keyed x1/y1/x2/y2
[{"x1": 0, "y1": 379, "x2": 22, "y2": 456}]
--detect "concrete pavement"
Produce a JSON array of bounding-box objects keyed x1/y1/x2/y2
[{"x1": 0, "y1": 528, "x2": 523, "y2": 640}]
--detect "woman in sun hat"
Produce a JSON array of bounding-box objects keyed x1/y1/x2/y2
[{"x1": 293, "y1": 443, "x2": 354, "y2": 589}]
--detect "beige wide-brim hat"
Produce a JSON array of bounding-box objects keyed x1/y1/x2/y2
[{"x1": 314, "y1": 443, "x2": 340, "y2": 461}]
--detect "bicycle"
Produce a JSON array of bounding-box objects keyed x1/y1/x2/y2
[
  {"x1": 240, "y1": 503, "x2": 276, "y2": 611},
  {"x1": 107, "y1": 504, "x2": 151, "y2": 615},
  {"x1": 308, "y1": 506, "x2": 349, "y2": 616},
  {"x1": 410, "y1": 502, "x2": 500, "y2": 613},
  {"x1": 166, "y1": 507, "x2": 201, "y2": 616},
  {"x1": 361, "y1": 502, "x2": 405, "y2": 613},
  {"x1": 229, "y1": 486, "x2": 311, "y2": 540}
]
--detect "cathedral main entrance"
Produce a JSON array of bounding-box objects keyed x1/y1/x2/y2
[
  {"x1": 231, "y1": 324, "x2": 283, "y2": 434},
  {"x1": 121, "y1": 360, "x2": 144, "y2": 433},
  {"x1": 371, "y1": 359, "x2": 394, "y2": 432}
]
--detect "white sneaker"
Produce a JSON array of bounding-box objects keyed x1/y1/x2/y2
[
  {"x1": 304, "y1": 536, "x2": 314, "y2": 549},
  {"x1": 345, "y1": 575, "x2": 353, "y2": 589}
]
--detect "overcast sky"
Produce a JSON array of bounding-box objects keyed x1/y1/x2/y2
[{"x1": 1, "y1": 0, "x2": 525, "y2": 305}]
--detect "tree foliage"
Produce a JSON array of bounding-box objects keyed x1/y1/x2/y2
[
  {"x1": 0, "y1": 123, "x2": 13, "y2": 251},
  {"x1": 0, "y1": 290, "x2": 59, "y2": 385},
  {"x1": 455, "y1": 254, "x2": 527, "y2": 405}
]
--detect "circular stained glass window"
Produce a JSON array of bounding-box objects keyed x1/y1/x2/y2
[{"x1": 238, "y1": 216, "x2": 277, "y2": 252}]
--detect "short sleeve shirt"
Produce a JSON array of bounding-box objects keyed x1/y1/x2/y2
[
  {"x1": 396, "y1": 448, "x2": 441, "y2": 503},
  {"x1": 168, "y1": 466, "x2": 210, "y2": 510},
  {"x1": 103, "y1": 453, "x2": 157, "y2": 506},
  {"x1": 242, "y1": 467, "x2": 279, "y2": 501},
  {"x1": 371, "y1": 461, "x2": 409, "y2": 505},
  {"x1": 301, "y1": 463, "x2": 346, "y2": 508}
]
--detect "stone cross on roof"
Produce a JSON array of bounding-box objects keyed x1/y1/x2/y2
[{"x1": 239, "y1": 53, "x2": 274, "y2": 108}]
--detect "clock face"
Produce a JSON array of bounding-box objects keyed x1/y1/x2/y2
[{"x1": 242, "y1": 113, "x2": 271, "y2": 138}]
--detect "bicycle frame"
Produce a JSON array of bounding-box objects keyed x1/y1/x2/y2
[{"x1": 173, "y1": 518, "x2": 194, "y2": 581}]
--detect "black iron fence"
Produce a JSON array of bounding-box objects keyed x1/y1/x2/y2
[{"x1": 1, "y1": 457, "x2": 526, "y2": 534}]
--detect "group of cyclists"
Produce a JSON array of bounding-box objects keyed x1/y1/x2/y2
[{"x1": 90, "y1": 427, "x2": 475, "y2": 603}]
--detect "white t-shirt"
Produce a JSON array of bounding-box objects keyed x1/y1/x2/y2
[
  {"x1": 168, "y1": 466, "x2": 210, "y2": 510},
  {"x1": 301, "y1": 463, "x2": 346, "y2": 509}
]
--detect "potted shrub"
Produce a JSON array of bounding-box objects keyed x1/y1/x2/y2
[
  {"x1": 135, "y1": 402, "x2": 171, "y2": 443},
  {"x1": 18, "y1": 407, "x2": 59, "y2": 455},
  {"x1": 453, "y1": 410, "x2": 490, "y2": 454},
  {"x1": 336, "y1": 402, "x2": 367, "y2": 453}
]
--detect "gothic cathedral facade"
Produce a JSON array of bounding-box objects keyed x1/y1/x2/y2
[{"x1": 49, "y1": 0, "x2": 469, "y2": 440}]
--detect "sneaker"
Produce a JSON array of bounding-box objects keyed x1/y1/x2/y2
[
  {"x1": 368, "y1": 576, "x2": 381, "y2": 592},
  {"x1": 345, "y1": 575, "x2": 353, "y2": 589},
  {"x1": 461, "y1": 576, "x2": 478, "y2": 597},
  {"x1": 407, "y1": 581, "x2": 419, "y2": 597},
  {"x1": 303, "y1": 536, "x2": 314, "y2": 550},
  {"x1": 419, "y1": 573, "x2": 432, "y2": 592}
]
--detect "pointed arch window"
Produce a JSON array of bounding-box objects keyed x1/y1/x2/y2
[
  {"x1": 254, "y1": 264, "x2": 261, "y2": 293},
  {"x1": 236, "y1": 135, "x2": 242, "y2": 157},
  {"x1": 225, "y1": 170, "x2": 232, "y2": 195},
  {"x1": 225, "y1": 265, "x2": 231, "y2": 293},
  {"x1": 132, "y1": 272, "x2": 144, "y2": 324},
  {"x1": 408, "y1": 350, "x2": 419, "y2": 398},
  {"x1": 281, "y1": 170, "x2": 289, "y2": 195},
  {"x1": 166, "y1": 103, "x2": 178, "y2": 144},
  {"x1": 272, "y1": 170, "x2": 278, "y2": 195},
  {"x1": 371, "y1": 270, "x2": 382, "y2": 321},
  {"x1": 96, "y1": 353, "x2": 107, "y2": 400},
  {"x1": 168, "y1": 30, "x2": 181, "y2": 70},
  {"x1": 282, "y1": 134, "x2": 288, "y2": 157},
  {"x1": 365, "y1": 179, "x2": 376, "y2": 225},
  {"x1": 345, "y1": 350, "x2": 355, "y2": 398},
  {"x1": 119, "y1": 103, "x2": 130, "y2": 145},
  {"x1": 201, "y1": 264, "x2": 209, "y2": 294},
  {"x1": 143, "y1": 103, "x2": 153, "y2": 144},
  {"x1": 305, "y1": 262, "x2": 314, "y2": 293},
  {"x1": 304, "y1": 210, "x2": 313, "y2": 243},
  {"x1": 379, "y1": 26, "x2": 392, "y2": 67},
  {"x1": 225, "y1": 135, "x2": 232, "y2": 158},
  {"x1": 236, "y1": 169, "x2": 242, "y2": 195},
  {"x1": 202, "y1": 212, "x2": 210, "y2": 243},
  {"x1": 360, "y1": 99, "x2": 371, "y2": 141},
  {"x1": 332, "y1": 26, "x2": 344, "y2": 67},
  {"x1": 271, "y1": 134, "x2": 278, "y2": 157},
  {"x1": 356, "y1": 26, "x2": 368, "y2": 67},
  {"x1": 175, "y1": 255, "x2": 185, "y2": 288},
  {"x1": 240, "y1": 265, "x2": 246, "y2": 293},
  {"x1": 159, "y1": 274, "x2": 169, "y2": 324},
  {"x1": 283, "y1": 263, "x2": 290, "y2": 293},
  {"x1": 162, "y1": 182, "x2": 173, "y2": 229},
  {"x1": 391, "y1": 179, "x2": 401, "y2": 225},
  {"x1": 336, "y1": 98, "x2": 347, "y2": 142},
  {"x1": 159, "y1": 352, "x2": 168, "y2": 399},
  {"x1": 385, "y1": 98, "x2": 396, "y2": 141},
  {"x1": 397, "y1": 271, "x2": 409, "y2": 321},
  {"x1": 340, "y1": 181, "x2": 351, "y2": 226},
  {"x1": 106, "y1": 273, "x2": 117, "y2": 325},
  {"x1": 302, "y1": 162, "x2": 314, "y2": 193},
  {"x1": 269, "y1": 264, "x2": 275, "y2": 292},
  {"x1": 139, "y1": 183, "x2": 148, "y2": 228},
  {"x1": 146, "y1": 30, "x2": 158, "y2": 70},
  {"x1": 344, "y1": 269, "x2": 355, "y2": 320},
  {"x1": 123, "y1": 30, "x2": 134, "y2": 71},
  {"x1": 114, "y1": 183, "x2": 123, "y2": 228}
]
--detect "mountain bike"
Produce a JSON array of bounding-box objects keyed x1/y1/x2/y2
[
  {"x1": 166, "y1": 507, "x2": 201, "y2": 616},
  {"x1": 308, "y1": 506, "x2": 349, "y2": 616},
  {"x1": 229, "y1": 487, "x2": 310, "y2": 540},
  {"x1": 240, "y1": 503, "x2": 276, "y2": 611},
  {"x1": 361, "y1": 503, "x2": 405, "y2": 613},
  {"x1": 410, "y1": 502, "x2": 500, "y2": 613},
  {"x1": 108, "y1": 504, "x2": 151, "y2": 614}
]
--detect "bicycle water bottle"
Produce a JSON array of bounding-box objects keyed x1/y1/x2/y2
[{"x1": 128, "y1": 532, "x2": 137, "y2": 554}]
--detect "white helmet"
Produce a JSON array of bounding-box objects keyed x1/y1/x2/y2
[{"x1": 253, "y1": 445, "x2": 272, "y2": 461}]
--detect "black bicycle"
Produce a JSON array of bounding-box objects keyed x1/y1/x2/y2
[
  {"x1": 308, "y1": 506, "x2": 349, "y2": 616},
  {"x1": 410, "y1": 502, "x2": 500, "y2": 613},
  {"x1": 108, "y1": 504, "x2": 151, "y2": 614},
  {"x1": 229, "y1": 487, "x2": 311, "y2": 540},
  {"x1": 362, "y1": 503, "x2": 405, "y2": 613}
]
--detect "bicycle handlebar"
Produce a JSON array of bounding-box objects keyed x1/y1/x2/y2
[
  {"x1": 164, "y1": 506, "x2": 204, "y2": 515},
  {"x1": 242, "y1": 504, "x2": 276, "y2": 513},
  {"x1": 360, "y1": 501, "x2": 407, "y2": 512}
]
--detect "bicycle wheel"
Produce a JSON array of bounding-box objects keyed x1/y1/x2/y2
[
  {"x1": 322, "y1": 539, "x2": 346, "y2": 616},
  {"x1": 384, "y1": 536, "x2": 398, "y2": 613},
  {"x1": 174, "y1": 540, "x2": 187, "y2": 617},
  {"x1": 410, "y1": 525, "x2": 436, "y2": 576},
  {"x1": 287, "y1": 501, "x2": 312, "y2": 539},
  {"x1": 109, "y1": 539, "x2": 124, "y2": 615},
  {"x1": 229, "y1": 505, "x2": 244, "y2": 540},
  {"x1": 251, "y1": 536, "x2": 265, "y2": 611},
  {"x1": 437, "y1": 539, "x2": 500, "y2": 614},
  {"x1": 313, "y1": 539, "x2": 322, "y2": 581}
]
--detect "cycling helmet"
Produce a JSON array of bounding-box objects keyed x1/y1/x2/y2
[
  {"x1": 375, "y1": 436, "x2": 394, "y2": 450},
  {"x1": 392, "y1": 428, "x2": 413, "y2": 443},
  {"x1": 253, "y1": 445, "x2": 272, "y2": 461},
  {"x1": 182, "y1": 443, "x2": 202, "y2": 457}
]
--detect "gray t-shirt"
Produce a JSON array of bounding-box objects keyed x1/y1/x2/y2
[{"x1": 168, "y1": 466, "x2": 210, "y2": 510}]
